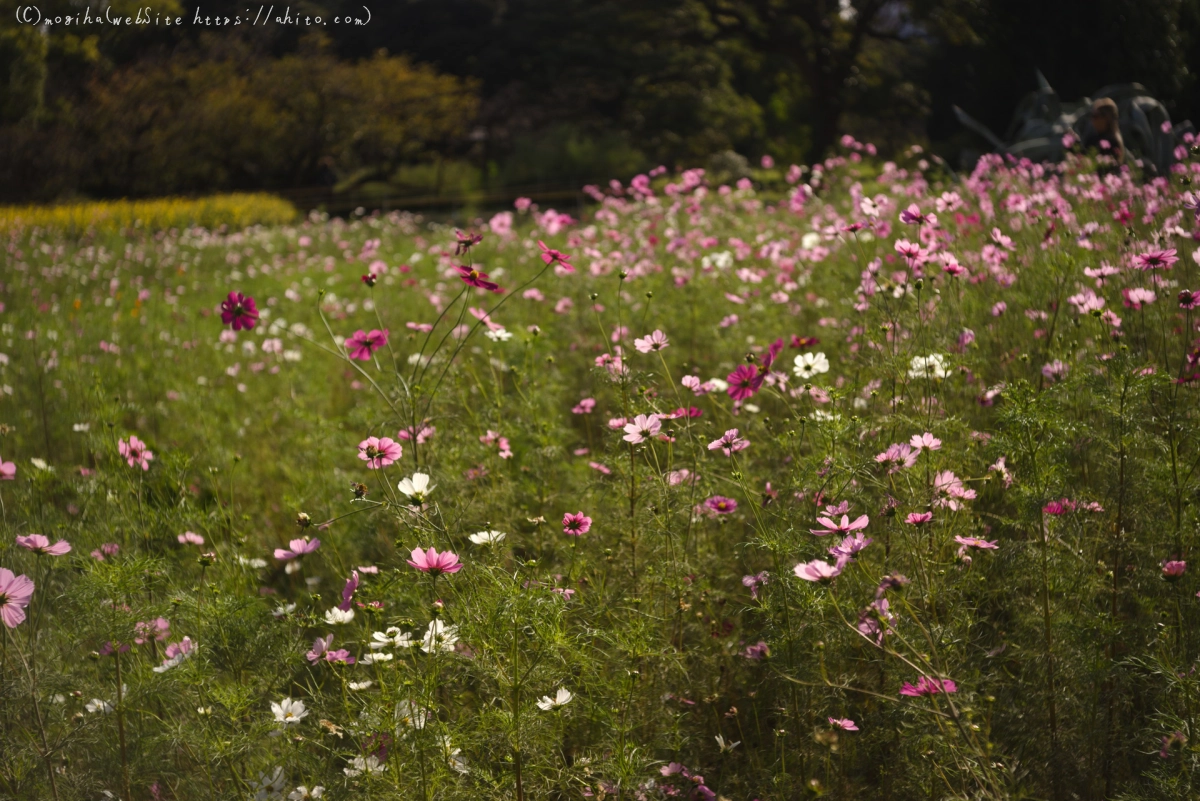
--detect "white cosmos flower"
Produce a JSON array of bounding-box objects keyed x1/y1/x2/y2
[
  {"x1": 271, "y1": 697, "x2": 308, "y2": 725},
  {"x1": 793, "y1": 352, "x2": 830, "y2": 380},
  {"x1": 252, "y1": 766, "x2": 286, "y2": 800},
  {"x1": 469, "y1": 530, "x2": 506, "y2": 545},
  {"x1": 344, "y1": 755, "x2": 385, "y2": 777},
  {"x1": 86, "y1": 698, "x2": 113, "y2": 714},
  {"x1": 273, "y1": 603, "x2": 297, "y2": 619},
  {"x1": 394, "y1": 700, "x2": 429, "y2": 732},
  {"x1": 359, "y1": 652, "x2": 394, "y2": 665},
  {"x1": 707, "y1": 377, "x2": 729, "y2": 392},
  {"x1": 440, "y1": 735, "x2": 469, "y2": 774},
  {"x1": 715, "y1": 734, "x2": 741, "y2": 753},
  {"x1": 536, "y1": 687, "x2": 573, "y2": 710},
  {"x1": 370, "y1": 627, "x2": 415, "y2": 650},
  {"x1": 397, "y1": 472, "x2": 435, "y2": 504},
  {"x1": 421, "y1": 619, "x2": 459, "y2": 653},
  {"x1": 324, "y1": 607, "x2": 355, "y2": 625},
  {"x1": 908, "y1": 353, "x2": 948, "y2": 380},
  {"x1": 484, "y1": 328, "x2": 513, "y2": 342},
  {"x1": 348, "y1": 680, "x2": 374, "y2": 691},
  {"x1": 287, "y1": 787, "x2": 324, "y2": 800}
]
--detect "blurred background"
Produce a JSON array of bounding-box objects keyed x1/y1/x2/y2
[{"x1": 2, "y1": 0, "x2": 1198, "y2": 209}]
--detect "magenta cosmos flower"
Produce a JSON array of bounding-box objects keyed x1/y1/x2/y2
[
  {"x1": 220, "y1": 291, "x2": 259, "y2": 330},
  {"x1": 118, "y1": 436, "x2": 154, "y2": 470},
  {"x1": 16, "y1": 534, "x2": 72, "y2": 556},
  {"x1": 900, "y1": 676, "x2": 958, "y2": 697},
  {"x1": 563, "y1": 512, "x2": 592, "y2": 536},
  {"x1": 456, "y1": 265, "x2": 501, "y2": 292},
  {"x1": 347, "y1": 329, "x2": 389, "y2": 360},
  {"x1": 1162, "y1": 560, "x2": 1187, "y2": 580},
  {"x1": 810, "y1": 514, "x2": 869, "y2": 537},
  {"x1": 455, "y1": 230, "x2": 484, "y2": 255},
  {"x1": 0, "y1": 456, "x2": 14, "y2": 480},
  {"x1": 725, "y1": 364, "x2": 763, "y2": 401},
  {"x1": 0, "y1": 567, "x2": 35, "y2": 628},
  {"x1": 537, "y1": 241, "x2": 574, "y2": 272},
  {"x1": 1134, "y1": 248, "x2": 1178, "y2": 271},
  {"x1": 704, "y1": 496, "x2": 738, "y2": 515},
  {"x1": 708, "y1": 429, "x2": 749, "y2": 456},
  {"x1": 358, "y1": 437, "x2": 402, "y2": 469},
  {"x1": 274, "y1": 537, "x2": 321, "y2": 561},
  {"x1": 633, "y1": 330, "x2": 669, "y2": 354},
  {"x1": 406, "y1": 547, "x2": 463, "y2": 575},
  {"x1": 905, "y1": 512, "x2": 933, "y2": 526}
]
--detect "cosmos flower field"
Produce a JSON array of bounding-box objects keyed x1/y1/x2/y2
[{"x1": 3, "y1": 140, "x2": 1200, "y2": 800}]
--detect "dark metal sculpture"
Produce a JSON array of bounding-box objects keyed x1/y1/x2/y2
[{"x1": 954, "y1": 71, "x2": 1195, "y2": 175}]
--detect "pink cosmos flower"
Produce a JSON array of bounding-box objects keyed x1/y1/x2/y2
[
  {"x1": 154, "y1": 637, "x2": 195, "y2": 672},
  {"x1": 0, "y1": 567, "x2": 35, "y2": 628},
  {"x1": 909, "y1": 432, "x2": 941, "y2": 451},
  {"x1": 406, "y1": 547, "x2": 463, "y2": 575},
  {"x1": 954, "y1": 536, "x2": 999, "y2": 560},
  {"x1": 339, "y1": 570, "x2": 360, "y2": 610},
  {"x1": 623, "y1": 414, "x2": 662, "y2": 444},
  {"x1": 633, "y1": 330, "x2": 669, "y2": 354},
  {"x1": 743, "y1": 641, "x2": 770, "y2": 660},
  {"x1": 1133, "y1": 249, "x2": 1178, "y2": 271},
  {"x1": 875, "y1": 443, "x2": 918, "y2": 473},
  {"x1": 810, "y1": 514, "x2": 869, "y2": 537},
  {"x1": 177, "y1": 531, "x2": 205, "y2": 546},
  {"x1": 134, "y1": 617, "x2": 170, "y2": 644},
  {"x1": 91, "y1": 543, "x2": 119, "y2": 561},
  {"x1": 905, "y1": 512, "x2": 933, "y2": 526},
  {"x1": 347, "y1": 329, "x2": 389, "y2": 360},
  {"x1": 1179, "y1": 289, "x2": 1200, "y2": 310},
  {"x1": 742, "y1": 572, "x2": 769, "y2": 600},
  {"x1": 572, "y1": 398, "x2": 596, "y2": 414},
  {"x1": 829, "y1": 533, "x2": 873, "y2": 559},
  {"x1": 1121, "y1": 287, "x2": 1157, "y2": 309},
  {"x1": 397, "y1": 424, "x2": 436, "y2": 444},
  {"x1": 307, "y1": 634, "x2": 334, "y2": 663},
  {"x1": 708, "y1": 429, "x2": 749, "y2": 456},
  {"x1": 704, "y1": 496, "x2": 738, "y2": 515},
  {"x1": 563, "y1": 512, "x2": 592, "y2": 536},
  {"x1": 274, "y1": 537, "x2": 321, "y2": 561},
  {"x1": 118, "y1": 435, "x2": 154, "y2": 470},
  {"x1": 358, "y1": 437, "x2": 402, "y2": 469},
  {"x1": 16, "y1": 534, "x2": 72, "y2": 556},
  {"x1": 325, "y1": 648, "x2": 355, "y2": 665},
  {"x1": 0, "y1": 456, "x2": 14, "y2": 480},
  {"x1": 829, "y1": 718, "x2": 859, "y2": 731},
  {"x1": 537, "y1": 241, "x2": 574, "y2": 272},
  {"x1": 933, "y1": 471, "x2": 976, "y2": 510},
  {"x1": 900, "y1": 676, "x2": 958, "y2": 697},
  {"x1": 588, "y1": 461, "x2": 612, "y2": 475},
  {"x1": 454, "y1": 230, "x2": 483, "y2": 256},
  {"x1": 456, "y1": 265, "x2": 501, "y2": 292},
  {"x1": 794, "y1": 557, "x2": 847, "y2": 582},
  {"x1": 726, "y1": 365, "x2": 762, "y2": 400},
  {"x1": 899, "y1": 204, "x2": 936, "y2": 226},
  {"x1": 220, "y1": 292, "x2": 259, "y2": 330},
  {"x1": 1162, "y1": 560, "x2": 1187, "y2": 579}
]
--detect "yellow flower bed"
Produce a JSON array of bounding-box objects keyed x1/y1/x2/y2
[{"x1": 0, "y1": 193, "x2": 297, "y2": 235}]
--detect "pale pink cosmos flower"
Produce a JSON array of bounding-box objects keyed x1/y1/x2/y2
[
  {"x1": 562, "y1": 512, "x2": 592, "y2": 536},
  {"x1": 875, "y1": 443, "x2": 917, "y2": 473},
  {"x1": 275, "y1": 537, "x2": 321, "y2": 561},
  {"x1": 91, "y1": 543, "x2": 119, "y2": 561},
  {"x1": 0, "y1": 567, "x2": 35, "y2": 628},
  {"x1": 829, "y1": 718, "x2": 859, "y2": 731},
  {"x1": 794, "y1": 557, "x2": 848, "y2": 582},
  {"x1": 623, "y1": 414, "x2": 662, "y2": 444},
  {"x1": 708, "y1": 429, "x2": 749, "y2": 456},
  {"x1": 909, "y1": 432, "x2": 941, "y2": 451},
  {"x1": 406, "y1": 548, "x2": 463, "y2": 575},
  {"x1": 572, "y1": 398, "x2": 596, "y2": 414},
  {"x1": 1163, "y1": 560, "x2": 1187, "y2": 579},
  {"x1": 633, "y1": 330, "x2": 669, "y2": 354},
  {"x1": 1121, "y1": 287, "x2": 1157, "y2": 309},
  {"x1": 1133, "y1": 249, "x2": 1178, "y2": 271},
  {"x1": 16, "y1": 534, "x2": 72, "y2": 556},
  {"x1": 933, "y1": 471, "x2": 976, "y2": 510},
  {"x1": 397, "y1": 425, "x2": 436, "y2": 445},
  {"x1": 134, "y1": 617, "x2": 170, "y2": 644},
  {"x1": 588, "y1": 461, "x2": 612, "y2": 475},
  {"x1": 177, "y1": 531, "x2": 205, "y2": 546},
  {"x1": 358, "y1": 437, "x2": 402, "y2": 469},
  {"x1": 0, "y1": 456, "x2": 14, "y2": 480},
  {"x1": 307, "y1": 634, "x2": 334, "y2": 663},
  {"x1": 118, "y1": 435, "x2": 153, "y2": 470},
  {"x1": 153, "y1": 636, "x2": 195, "y2": 673},
  {"x1": 742, "y1": 572, "x2": 769, "y2": 600},
  {"x1": 810, "y1": 514, "x2": 869, "y2": 537},
  {"x1": 666, "y1": 469, "x2": 695, "y2": 486},
  {"x1": 829, "y1": 533, "x2": 873, "y2": 559},
  {"x1": 905, "y1": 512, "x2": 933, "y2": 526}
]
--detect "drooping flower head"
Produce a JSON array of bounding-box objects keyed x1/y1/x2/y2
[
  {"x1": 358, "y1": 437, "x2": 402, "y2": 469},
  {"x1": 406, "y1": 548, "x2": 463, "y2": 575},
  {"x1": 16, "y1": 534, "x2": 72, "y2": 556},
  {"x1": 0, "y1": 568, "x2": 35, "y2": 628},
  {"x1": 562, "y1": 512, "x2": 592, "y2": 536},
  {"x1": 118, "y1": 435, "x2": 154, "y2": 470},
  {"x1": 220, "y1": 292, "x2": 259, "y2": 330},
  {"x1": 347, "y1": 329, "x2": 389, "y2": 361}
]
